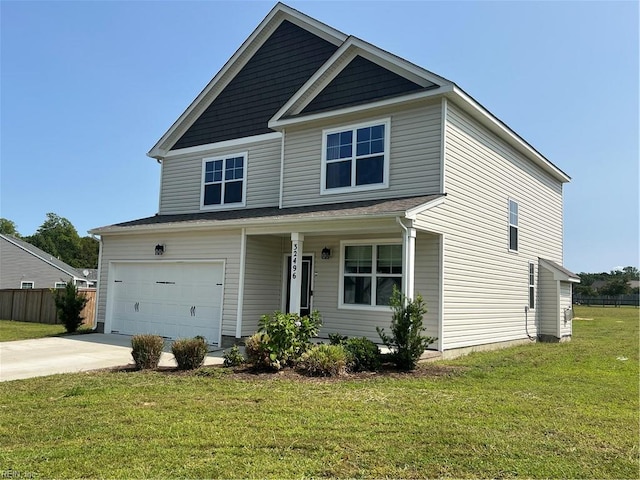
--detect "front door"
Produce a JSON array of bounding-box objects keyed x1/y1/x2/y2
[{"x1": 286, "y1": 255, "x2": 313, "y2": 317}]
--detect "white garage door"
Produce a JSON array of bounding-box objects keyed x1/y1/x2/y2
[{"x1": 109, "y1": 262, "x2": 223, "y2": 344}]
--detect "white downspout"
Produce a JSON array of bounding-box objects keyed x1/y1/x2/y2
[
  {"x1": 395, "y1": 217, "x2": 416, "y2": 300},
  {"x1": 278, "y1": 129, "x2": 285, "y2": 209},
  {"x1": 236, "y1": 228, "x2": 247, "y2": 339}
]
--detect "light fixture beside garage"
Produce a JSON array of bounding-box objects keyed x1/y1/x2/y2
[{"x1": 155, "y1": 244, "x2": 165, "y2": 256}]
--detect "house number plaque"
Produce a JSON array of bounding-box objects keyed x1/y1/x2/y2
[{"x1": 291, "y1": 242, "x2": 298, "y2": 280}]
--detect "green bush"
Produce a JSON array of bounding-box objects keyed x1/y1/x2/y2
[
  {"x1": 297, "y1": 344, "x2": 348, "y2": 377},
  {"x1": 344, "y1": 337, "x2": 381, "y2": 372},
  {"x1": 244, "y1": 333, "x2": 272, "y2": 370},
  {"x1": 171, "y1": 337, "x2": 208, "y2": 370},
  {"x1": 222, "y1": 345, "x2": 245, "y2": 368},
  {"x1": 376, "y1": 287, "x2": 437, "y2": 370},
  {"x1": 131, "y1": 334, "x2": 164, "y2": 370},
  {"x1": 52, "y1": 283, "x2": 88, "y2": 333},
  {"x1": 256, "y1": 310, "x2": 322, "y2": 370}
]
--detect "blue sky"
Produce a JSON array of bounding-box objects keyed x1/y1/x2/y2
[{"x1": 1, "y1": 1, "x2": 638, "y2": 273}]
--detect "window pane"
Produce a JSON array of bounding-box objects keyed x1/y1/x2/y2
[
  {"x1": 376, "y1": 277, "x2": 402, "y2": 306},
  {"x1": 326, "y1": 160, "x2": 351, "y2": 189},
  {"x1": 327, "y1": 131, "x2": 352, "y2": 160},
  {"x1": 377, "y1": 245, "x2": 402, "y2": 274},
  {"x1": 356, "y1": 125, "x2": 385, "y2": 156},
  {"x1": 344, "y1": 276, "x2": 371, "y2": 305},
  {"x1": 510, "y1": 226, "x2": 518, "y2": 251},
  {"x1": 509, "y1": 200, "x2": 518, "y2": 226},
  {"x1": 204, "y1": 183, "x2": 221, "y2": 205},
  {"x1": 356, "y1": 156, "x2": 384, "y2": 185},
  {"x1": 344, "y1": 246, "x2": 372, "y2": 274},
  {"x1": 529, "y1": 286, "x2": 535, "y2": 309},
  {"x1": 224, "y1": 181, "x2": 243, "y2": 203}
]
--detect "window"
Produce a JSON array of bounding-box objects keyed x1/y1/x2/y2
[
  {"x1": 322, "y1": 119, "x2": 389, "y2": 193},
  {"x1": 54, "y1": 282, "x2": 67, "y2": 289},
  {"x1": 528, "y1": 262, "x2": 535, "y2": 309},
  {"x1": 342, "y1": 243, "x2": 402, "y2": 308},
  {"x1": 509, "y1": 199, "x2": 518, "y2": 252},
  {"x1": 20, "y1": 281, "x2": 34, "y2": 289},
  {"x1": 201, "y1": 153, "x2": 247, "y2": 208}
]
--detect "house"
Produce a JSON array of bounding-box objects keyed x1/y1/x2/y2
[
  {"x1": 0, "y1": 234, "x2": 91, "y2": 289},
  {"x1": 90, "y1": 3, "x2": 579, "y2": 357}
]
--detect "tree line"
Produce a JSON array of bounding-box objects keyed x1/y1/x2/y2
[
  {"x1": 574, "y1": 266, "x2": 640, "y2": 297},
  {"x1": 0, "y1": 214, "x2": 99, "y2": 269}
]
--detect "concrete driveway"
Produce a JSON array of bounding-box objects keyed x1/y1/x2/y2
[{"x1": 0, "y1": 333, "x2": 225, "y2": 382}]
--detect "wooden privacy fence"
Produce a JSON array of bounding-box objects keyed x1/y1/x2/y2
[{"x1": 0, "y1": 288, "x2": 96, "y2": 326}]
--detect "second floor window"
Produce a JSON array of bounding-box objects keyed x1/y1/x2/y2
[
  {"x1": 202, "y1": 153, "x2": 247, "y2": 208},
  {"x1": 322, "y1": 119, "x2": 390, "y2": 194},
  {"x1": 509, "y1": 199, "x2": 518, "y2": 252}
]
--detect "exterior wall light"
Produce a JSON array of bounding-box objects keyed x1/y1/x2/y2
[
  {"x1": 321, "y1": 247, "x2": 331, "y2": 260},
  {"x1": 155, "y1": 244, "x2": 165, "y2": 255}
]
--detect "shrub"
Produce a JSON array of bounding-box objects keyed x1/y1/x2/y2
[
  {"x1": 52, "y1": 282, "x2": 88, "y2": 333},
  {"x1": 131, "y1": 334, "x2": 164, "y2": 370},
  {"x1": 171, "y1": 337, "x2": 208, "y2": 370},
  {"x1": 256, "y1": 310, "x2": 322, "y2": 370},
  {"x1": 244, "y1": 333, "x2": 272, "y2": 370},
  {"x1": 297, "y1": 344, "x2": 348, "y2": 377},
  {"x1": 344, "y1": 337, "x2": 381, "y2": 372},
  {"x1": 376, "y1": 287, "x2": 437, "y2": 370},
  {"x1": 223, "y1": 345, "x2": 245, "y2": 368},
  {"x1": 328, "y1": 333, "x2": 348, "y2": 345}
]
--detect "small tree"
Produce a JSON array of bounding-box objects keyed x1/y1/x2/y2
[
  {"x1": 377, "y1": 287, "x2": 436, "y2": 370},
  {"x1": 53, "y1": 282, "x2": 88, "y2": 333}
]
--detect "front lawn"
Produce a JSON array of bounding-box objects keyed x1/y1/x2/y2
[
  {"x1": 0, "y1": 306, "x2": 637, "y2": 478},
  {"x1": 0, "y1": 319, "x2": 67, "y2": 342}
]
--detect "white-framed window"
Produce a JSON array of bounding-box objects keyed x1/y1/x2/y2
[
  {"x1": 20, "y1": 281, "x2": 34, "y2": 289},
  {"x1": 201, "y1": 152, "x2": 247, "y2": 209},
  {"x1": 340, "y1": 241, "x2": 402, "y2": 309},
  {"x1": 509, "y1": 198, "x2": 519, "y2": 252},
  {"x1": 321, "y1": 119, "x2": 390, "y2": 194},
  {"x1": 54, "y1": 282, "x2": 67, "y2": 289},
  {"x1": 529, "y1": 262, "x2": 535, "y2": 309}
]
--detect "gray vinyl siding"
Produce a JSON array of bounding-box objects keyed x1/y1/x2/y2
[
  {"x1": 413, "y1": 232, "x2": 441, "y2": 349},
  {"x1": 559, "y1": 282, "x2": 572, "y2": 337},
  {"x1": 417, "y1": 101, "x2": 564, "y2": 350},
  {"x1": 241, "y1": 235, "x2": 284, "y2": 336},
  {"x1": 96, "y1": 229, "x2": 241, "y2": 338},
  {"x1": 281, "y1": 101, "x2": 442, "y2": 207},
  {"x1": 159, "y1": 137, "x2": 281, "y2": 215},
  {"x1": 538, "y1": 267, "x2": 558, "y2": 338},
  {"x1": 0, "y1": 237, "x2": 76, "y2": 289}
]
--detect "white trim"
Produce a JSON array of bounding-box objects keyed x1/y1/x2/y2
[
  {"x1": 508, "y1": 197, "x2": 519, "y2": 253},
  {"x1": 20, "y1": 281, "x2": 34, "y2": 289},
  {"x1": 528, "y1": 261, "x2": 536, "y2": 310},
  {"x1": 404, "y1": 196, "x2": 446, "y2": 220},
  {"x1": 438, "y1": 234, "x2": 445, "y2": 352},
  {"x1": 157, "y1": 157, "x2": 164, "y2": 213},
  {"x1": 320, "y1": 118, "x2": 390, "y2": 195},
  {"x1": 440, "y1": 97, "x2": 448, "y2": 193},
  {"x1": 92, "y1": 236, "x2": 103, "y2": 331},
  {"x1": 281, "y1": 252, "x2": 315, "y2": 314},
  {"x1": 556, "y1": 280, "x2": 561, "y2": 339},
  {"x1": 54, "y1": 282, "x2": 67, "y2": 289},
  {"x1": 539, "y1": 258, "x2": 580, "y2": 283},
  {"x1": 338, "y1": 239, "x2": 403, "y2": 311},
  {"x1": 200, "y1": 151, "x2": 248, "y2": 210},
  {"x1": 279, "y1": 129, "x2": 285, "y2": 209},
  {"x1": 160, "y1": 132, "x2": 282, "y2": 160},
  {"x1": 236, "y1": 228, "x2": 247, "y2": 339}
]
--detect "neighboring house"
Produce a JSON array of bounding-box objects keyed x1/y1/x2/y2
[
  {"x1": 90, "y1": 3, "x2": 579, "y2": 356},
  {"x1": 76, "y1": 268, "x2": 98, "y2": 288},
  {"x1": 0, "y1": 234, "x2": 90, "y2": 289}
]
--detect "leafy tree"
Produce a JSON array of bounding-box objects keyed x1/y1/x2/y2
[
  {"x1": 77, "y1": 236, "x2": 99, "y2": 268},
  {"x1": 0, "y1": 218, "x2": 19, "y2": 236},
  {"x1": 600, "y1": 279, "x2": 630, "y2": 296}
]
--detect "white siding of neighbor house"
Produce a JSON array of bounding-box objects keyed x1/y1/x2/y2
[
  {"x1": 559, "y1": 282, "x2": 572, "y2": 338},
  {"x1": 96, "y1": 229, "x2": 241, "y2": 338},
  {"x1": 538, "y1": 267, "x2": 558, "y2": 338},
  {"x1": 241, "y1": 235, "x2": 284, "y2": 337},
  {"x1": 159, "y1": 137, "x2": 281, "y2": 214},
  {"x1": 415, "y1": 101, "x2": 565, "y2": 351},
  {"x1": 281, "y1": 101, "x2": 442, "y2": 208}
]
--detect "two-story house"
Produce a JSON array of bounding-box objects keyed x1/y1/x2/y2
[{"x1": 90, "y1": 3, "x2": 579, "y2": 357}]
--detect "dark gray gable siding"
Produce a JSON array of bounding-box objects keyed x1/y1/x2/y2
[
  {"x1": 172, "y1": 20, "x2": 338, "y2": 150},
  {"x1": 301, "y1": 55, "x2": 429, "y2": 114}
]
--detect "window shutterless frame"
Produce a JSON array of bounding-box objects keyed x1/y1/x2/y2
[
  {"x1": 320, "y1": 118, "x2": 390, "y2": 195},
  {"x1": 20, "y1": 281, "x2": 34, "y2": 289},
  {"x1": 200, "y1": 152, "x2": 248, "y2": 210},
  {"x1": 528, "y1": 262, "x2": 535, "y2": 309},
  {"x1": 508, "y1": 198, "x2": 519, "y2": 252}
]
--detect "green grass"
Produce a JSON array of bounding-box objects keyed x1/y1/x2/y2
[
  {"x1": 0, "y1": 319, "x2": 67, "y2": 341},
  {"x1": 0, "y1": 306, "x2": 637, "y2": 479}
]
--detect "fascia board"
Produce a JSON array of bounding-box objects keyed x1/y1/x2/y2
[
  {"x1": 147, "y1": 3, "x2": 346, "y2": 160},
  {"x1": 269, "y1": 84, "x2": 453, "y2": 129},
  {"x1": 404, "y1": 195, "x2": 446, "y2": 219},
  {"x1": 447, "y1": 86, "x2": 572, "y2": 184},
  {"x1": 540, "y1": 258, "x2": 581, "y2": 283},
  {"x1": 270, "y1": 36, "x2": 453, "y2": 125},
  {"x1": 0, "y1": 235, "x2": 81, "y2": 280},
  {"x1": 162, "y1": 132, "x2": 282, "y2": 159}
]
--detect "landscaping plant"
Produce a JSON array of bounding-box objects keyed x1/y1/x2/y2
[
  {"x1": 255, "y1": 310, "x2": 322, "y2": 370},
  {"x1": 131, "y1": 334, "x2": 164, "y2": 370},
  {"x1": 171, "y1": 336, "x2": 208, "y2": 370},
  {"x1": 297, "y1": 344, "x2": 348, "y2": 377},
  {"x1": 52, "y1": 282, "x2": 88, "y2": 333},
  {"x1": 222, "y1": 345, "x2": 245, "y2": 367},
  {"x1": 377, "y1": 287, "x2": 436, "y2": 370}
]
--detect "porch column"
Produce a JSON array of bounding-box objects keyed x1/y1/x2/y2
[
  {"x1": 289, "y1": 233, "x2": 304, "y2": 315},
  {"x1": 405, "y1": 227, "x2": 416, "y2": 300}
]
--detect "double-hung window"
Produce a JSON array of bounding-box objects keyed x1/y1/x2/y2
[
  {"x1": 509, "y1": 199, "x2": 518, "y2": 252},
  {"x1": 342, "y1": 242, "x2": 402, "y2": 308},
  {"x1": 202, "y1": 153, "x2": 247, "y2": 208},
  {"x1": 322, "y1": 119, "x2": 390, "y2": 193},
  {"x1": 528, "y1": 262, "x2": 535, "y2": 309}
]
